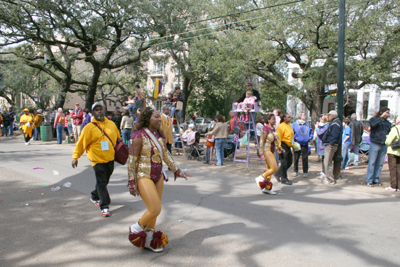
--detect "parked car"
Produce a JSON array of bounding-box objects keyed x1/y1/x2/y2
[{"x1": 180, "y1": 117, "x2": 213, "y2": 134}]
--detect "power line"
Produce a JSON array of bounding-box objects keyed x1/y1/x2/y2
[
  {"x1": 32, "y1": 0, "x2": 374, "y2": 64},
  {"x1": 37, "y1": 0, "x2": 339, "y2": 60},
  {"x1": 127, "y1": 0, "x2": 338, "y2": 46},
  {"x1": 167, "y1": 0, "x2": 306, "y2": 29}
]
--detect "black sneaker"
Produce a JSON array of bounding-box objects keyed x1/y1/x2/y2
[
  {"x1": 274, "y1": 175, "x2": 281, "y2": 182},
  {"x1": 281, "y1": 180, "x2": 292, "y2": 185},
  {"x1": 373, "y1": 182, "x2": 383, "y2": 186},
  {"x1": 367, "y1": 183, "x2": 374, "y2": 187}
]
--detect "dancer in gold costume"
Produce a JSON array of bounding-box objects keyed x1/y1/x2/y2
[
  {"x1": 254, "y1": 113, "x2": 284, "y2": 195},
  {"x1": 127, "y1": 107, "x2": 189, "y2": 252}
]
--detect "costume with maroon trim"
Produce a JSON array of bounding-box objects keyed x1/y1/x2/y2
[
  {"x1": 127, "y1": 129, "x2": 182, "y2": 252},
  {"x1": 254, "y1": 125, "x2": 281, "y2": 194}
]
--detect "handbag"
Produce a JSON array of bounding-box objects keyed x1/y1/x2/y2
[
  {"x1": 391, "y1": 127, "x2": 400, "y2": 150},
  {"x1": 92, "y1": 122, "x2": 129, "y2": 165}
]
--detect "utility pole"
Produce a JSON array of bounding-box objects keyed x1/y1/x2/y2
[{"x1": 333, "y1": 0, "x2": 345, "y2": 177}]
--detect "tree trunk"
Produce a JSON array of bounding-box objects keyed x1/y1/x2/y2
[
  {"x1": 182, "y1": 76, "x2": 191, "y2": 121},
  {"x1": 85, "y1": 65, "x2": 102, "y2": 110},
  {"x1": 54, "y1": 78, "x2": 72, "y2": 108}
]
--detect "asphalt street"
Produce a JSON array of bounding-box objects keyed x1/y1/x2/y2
[{"x1": 1, "y1": 136, "x2": 399, "y2": 267}]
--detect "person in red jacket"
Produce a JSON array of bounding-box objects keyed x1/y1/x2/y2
[{"x1": 71, "y1": 103, "x2": 84, "y2": 142}]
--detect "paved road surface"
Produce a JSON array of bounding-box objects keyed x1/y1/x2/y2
[{"x1": 0, "y1": 137, "x2": 399, "y2": 267}]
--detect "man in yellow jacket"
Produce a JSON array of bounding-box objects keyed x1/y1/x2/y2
[
  {"x1": 19, "y1": 108, "x2": 34, "y2": 145},
  {"x1": 160, "y1": 106, "x2": 174, "y2": 153},
  {"x1": 72, "y1": 103, "x2": 121, "y2": 217}
]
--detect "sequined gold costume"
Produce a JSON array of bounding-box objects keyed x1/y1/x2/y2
[
  {"x1": 127, "y1": 129, "x2": 180, "y2": 251},
  {"x1": 255, "y1": 125, "x2": 281, "y2": 193},
  {"x1": 128, "y1": 129, "x2": 179, "y2": 188}
]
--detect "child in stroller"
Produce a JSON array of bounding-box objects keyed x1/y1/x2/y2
[{"x1": 185, "y1": 126, "x2": 205, "y2": 161}]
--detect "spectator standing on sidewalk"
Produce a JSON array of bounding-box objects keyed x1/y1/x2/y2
[
  {"x1": 54, "y1": 108, "x2": 65, "y2": 144},
  {"x1": 72, "y1": 103, "x2": 121, "y2": 217},
  {"x1": 111, "y1": 109, "x2": 122, "y2": 135},
  {"x1": 341, "y1": 118, "x2": 352, "y2": 169},
  {"x1": 321, "y1": 110, "x2": 342, "y2": 185},
  {"x1": 1, "y1": 109, "x2": 11, "y2": 136},
  {"x1": 366, "y1": 107, "x2": 391, "y2": 187},
  {"x1": 71, "y1": 103, "x2": 84, "y2": 142},
  {"x1": 175, "y1": 86, "x2": 185, "y2": 123},
  {"x1": 33, "y1": 109, "x2": 44, "y2": 141},
  {"x1": 349, "y1": 113, "x2": 364, "y2": 166},
  {"x1": 316, "y1": 114, "x2": 329, "y2": 177},
  {"x1": 7, "y1": 106, "x2": 15, "y2": 135},
  {"x1": 120, "y1": 109, "x2": 134, "y2": 146},
  {"x1": 276, "y1": 113, "x2": 294, "y2": 185},
  {"x1": 385, "y1": 116, "x2": 400, "y2": 192},
  {"x1": 205, "y1": 114, "x2": 229, "y2": 166},
  {"x1": 160, "y1": 106, "x2": 174, "y2": 153},
  {"x1": 292, "y1": 112, "x2": 313, "y2": 178}
]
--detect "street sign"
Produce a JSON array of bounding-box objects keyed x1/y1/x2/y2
[{"x1": 0, "y1": 72, "x2": 4, "y2": 88}]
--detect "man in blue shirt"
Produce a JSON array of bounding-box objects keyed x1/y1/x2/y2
[
  {"x1": 341, "y1": 118, "x2": 352, "y2": 169},
  {"x1": 292, "y1": 112, "x2": 313, "y2": 178},
  {"x1": 366, "y1": 107, "x2": 391, "y2": 187}
]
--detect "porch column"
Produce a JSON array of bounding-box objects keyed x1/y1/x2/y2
[{"x1": 356, "y1": 89, "x2": 364, "y2": 121}]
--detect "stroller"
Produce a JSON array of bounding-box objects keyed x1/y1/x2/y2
[{"x1": 185, "y1": 131, "x2": 205, "y2": 161}]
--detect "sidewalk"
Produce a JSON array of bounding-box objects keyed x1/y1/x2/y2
[{"x1": 195, "y1": 138, "x2": 395, "y2": 197}]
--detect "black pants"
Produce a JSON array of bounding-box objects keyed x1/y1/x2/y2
[
  {"x1": 24, "y1": 135, "x2": 32, "y2": 143},
  {"x1": 91, "y1": 161, "x2": 114, "y2": 210},
  {"x1": 277, "y1": 142, "x2": 292, "y2": 181},
  {"x1": 293, "y1": 144, "x2": 309, "y2": 173},
  {"x1": 166, "y1": 143, "x2": 172, "y2": 154}
]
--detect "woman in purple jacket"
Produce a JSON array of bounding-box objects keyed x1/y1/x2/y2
[{"x1": 316, "y1": 114, "x2": 330, "y2": 177}]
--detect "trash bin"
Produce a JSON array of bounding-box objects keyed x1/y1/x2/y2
[{"x1": 40, "y1": 124, "x2": 53, "y2": 141}]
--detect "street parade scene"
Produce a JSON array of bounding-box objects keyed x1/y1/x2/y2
[{"x1": 0, "y1": 0, "x2": 399, "y2": 266}]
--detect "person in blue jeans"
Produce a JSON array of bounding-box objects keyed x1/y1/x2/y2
[
  {"x1": 205, "y1": 115, "x2": 228, "y2": 166},
  {"x1": 120, "y1": 109, "x2": 134, "y2": 146},
  {"x1": 292, "y1": 112, "x2": 313, "y2": 178},
  {"x1": 341, "y1": 118, "x2": 352, "y2": 169},
  {"x1": 54, "y1": 108, "x2": 66, "y2": 144},
  {"x1": 175, "y1": 87, "x2": 185, "y2": 123},
  {"x1": 366, "y1": 107, "x2": 392, "y2": 187}
]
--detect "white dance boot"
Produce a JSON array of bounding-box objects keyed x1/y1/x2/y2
[{"x1": 145, "y1": 231, "x2": 163, "y2": 253}]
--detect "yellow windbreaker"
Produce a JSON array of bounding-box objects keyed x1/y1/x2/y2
[
  {"x1": 277, "y1": 122, "x2": 294, "y2": 147},
  {"x1": 72, "y1": 117, "x2": 121, "y2": 166}
]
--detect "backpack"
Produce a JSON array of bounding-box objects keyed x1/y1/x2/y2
[{"x1": 58, "y1": 116, "x2": 65, "y2": 124}]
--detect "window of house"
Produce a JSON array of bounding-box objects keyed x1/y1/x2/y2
[
  {"x1": 153, "y1": 62, "x2": 166, "y2": 74},
  {"x1": 109, "y1": 100, "x2": 112, "y2": 106},
  {"x1": 155, "y1": 100, "x2": 163, "y2": 112}
]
